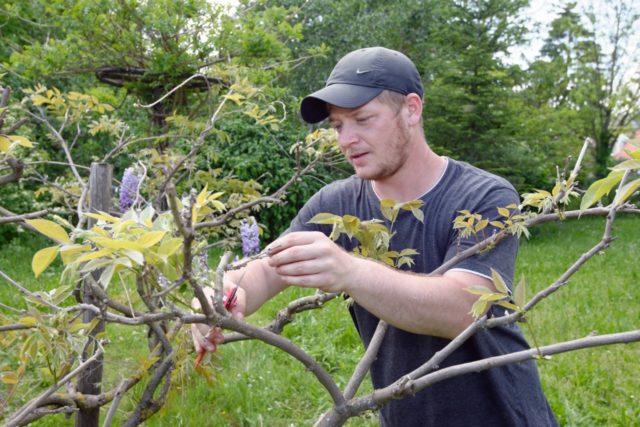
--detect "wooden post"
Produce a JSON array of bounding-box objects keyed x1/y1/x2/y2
[{"x1": 76, "y1": 163, "x2": 112, "y2": 427}]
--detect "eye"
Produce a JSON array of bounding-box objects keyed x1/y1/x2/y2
[
  {"x1": 356, "y1": 115, "x2": 372, "y2": 124},
  {"x1": 330, "y1": 122, "x2": 342, "y2": 133}
]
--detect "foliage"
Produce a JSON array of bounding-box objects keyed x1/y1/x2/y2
[{"x1": 310, "y1": 199, "x2": 424, "y2": 268}]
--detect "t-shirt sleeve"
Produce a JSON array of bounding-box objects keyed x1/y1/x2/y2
[
  {"x1": 283, "y1": 189, "x2": 326, "y2": 234},
  {"x1": 444, "y1": 185, "x2": 520, "y2": 289}
]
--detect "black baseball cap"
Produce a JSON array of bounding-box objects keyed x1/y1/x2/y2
[{"x1": 300, "y1": 47, "x2": 423, "y2": 124}]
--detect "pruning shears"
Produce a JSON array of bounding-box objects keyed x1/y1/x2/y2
[{"x1": 194, "y1": 285, "x2": 239, "y2": 368}]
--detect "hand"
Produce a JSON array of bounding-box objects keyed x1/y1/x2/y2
[
  {"x1": 190, "y1": 282, "x2": 246, "y2": 357},
  {"x1": 266, "y1": 231, "x2": 356, "y2": 294}
]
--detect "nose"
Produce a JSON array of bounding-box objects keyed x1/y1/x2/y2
[{"x1": 336, "y1": 124, "x2": 357, "y2": 152}]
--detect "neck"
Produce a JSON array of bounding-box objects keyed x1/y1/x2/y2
[{"x1": 371, "y1": 138, "x2": 446, "y2": 202}]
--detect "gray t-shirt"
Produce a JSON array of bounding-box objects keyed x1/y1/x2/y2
[{"x1": 287, "y1": 158, "x2": 558, "y2": 426}]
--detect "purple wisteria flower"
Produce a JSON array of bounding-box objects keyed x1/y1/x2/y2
[
  {"x1": 119, "y1": 167, "x2": 141, "y2": 213},
  {"x1": 240, "y1": 216, "x2": 260, "y2": 257}
]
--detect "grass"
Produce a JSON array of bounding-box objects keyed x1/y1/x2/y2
[{"x1": 1, "y1": 215, "x2": 638, "y2": 426}]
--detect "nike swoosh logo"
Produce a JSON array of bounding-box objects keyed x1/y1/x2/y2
[{"x1": 356, "y1": 69, "x2": 370, "y2": 74}]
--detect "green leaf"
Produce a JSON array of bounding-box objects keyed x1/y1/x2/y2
[
  {"x1": 580, "y1": 170, "x2": 624, "y2": 210},
  {"x1": 26, "y1": 219, "x2": 71, "y2": 243},
  {"x1": 613, "y1": 178, "x2": 640, "y2": 207},
  {"x1": 611, "y1": 159, "x2": 640, "y2": 171},
  {"x1": 491, "y1": 269, "x2": 509, "y2": 295},
  {"x1": 32, "y1": 246, "x2": 59, "y2": 277}
]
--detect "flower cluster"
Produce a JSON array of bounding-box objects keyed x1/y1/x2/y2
[
  {"x1": 119, "y1": 167, "x2": 141, "y2": 213},
  {"x1": 240, "y1": 216, "x2": 260, "y2": 257}
]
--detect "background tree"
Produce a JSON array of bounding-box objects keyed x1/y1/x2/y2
[{"x1": 523, "y1": 0, "x2": 640, "y2": 180}]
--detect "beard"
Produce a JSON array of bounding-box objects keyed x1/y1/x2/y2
[{"x1": 352, "y1": 115, "x2": 412, "y2": 181}]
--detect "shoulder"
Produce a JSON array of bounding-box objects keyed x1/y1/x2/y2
[
  {"x1": 309, "y1": 175, "x2": 367, "y2": 204},
  {"x1": 447, "y1": 159, "x2": 518, "y2": 201}
]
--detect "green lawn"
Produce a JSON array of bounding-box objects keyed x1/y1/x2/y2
[{"x1": 1, "y1": 215, "x2": 638, "y2": 426}]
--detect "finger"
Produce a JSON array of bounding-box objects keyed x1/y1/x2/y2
[
  {"x1": 191, "y1": 323, "x2": 215, "y2": 353},
  {"x1": 266, "y1": 232, "x2": 321, "y2": 255},
  {"x1": 273, "y1": 259, "x2": 327, "y2": 278}
]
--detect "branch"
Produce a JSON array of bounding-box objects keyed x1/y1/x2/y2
[
  {"x1": 26, "y1": 110, "x2": 86, "y2": 189},
  {"x1": 314, "y1": 330, "x2": 640, "y2": 426},
  {"x1": 224, "y1": 290, "x2": 341, "y2": 344},
  {"x1": 216, "y1": 315, "x2": 346, "y2": 408},
  {"x1": 343, "y1": 320, "x2": 388, "y2": 400},
  {"x1": 0, "y1": 156, "x2": 24, "y2": 185},
  {"x1": 0, "y1": 208, "x2": 48, "y2": 224}
]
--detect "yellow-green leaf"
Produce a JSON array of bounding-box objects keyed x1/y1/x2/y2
[
  {"x1": 196, "y1": 185, "x2": 208, "y2": 206},
  {"x1": 58, "y1": 244, "x2": 92, "y2": 264},
  {"x1": 75, "y1": 248, "x2": 113, "y2": 263},
  {"x1": 514, "y1": 275, "x2": 526, "y2": 308},
  {"x1": 84, "y1": 211, "x2": 119, "y2": 223},
  {"x1": 308, "y1": 213, "x2": 341, "y2": 225},
  {"x1": 613, "y1": 178, "x2": 640, "y2": 207},
  {"x1": 580, "y1": 170, "x2": 625, "y2": 210},
  {"x1": 0, "y1": 135, "x2": 10, "y2": 153},
  {"x1": 491, "y1": 269, "x2": 509, "y2": 295},
  {"x1": 18, "y1": 316, "x2": 38, "y2": 327},
  {"x1": 497, "y1": 207, "x2": 510, "y2": 218},
  {"x1": 26, "y1": 219, "x2": 71, "y2": 243},
  {"x1": 157, "y1": 238, "x2": 183, "y2": 257},
  {"x1": 122, "y1": 249, "x2": 144, "y2": 265},
  {"x1": 466, "y1": 285, "x2": 493, "y2": 296},
  {"x1": 8, "y1": 135, "x2": 33, "y2": 148},
  {"x1": 135, "y1": 231, "x2": 166, "y2": 248},
  {"x1": 92, "y1": 237, "x2": 143, "y2": 251},
  {"x1": 32, "y1": 246, "x2": 59, "y2": 277},
  {"x1": 0, "y1": 371, "x2": 19, "y2": 385}
]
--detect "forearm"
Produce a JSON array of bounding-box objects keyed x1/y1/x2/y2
[
  {"x1": 226, "y1": 258, "x2": 288, "y2": 316},
  {"x1": 346, "y1": 257, "x2": 488, "y2": 339}
]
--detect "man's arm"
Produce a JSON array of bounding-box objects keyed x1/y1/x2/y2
[
  {"x1": 267, "y1": 231, "x2": 496, "y2": 339},
  {"x1": 191, "y1": 257, "x2": 288, "y2": 354}
]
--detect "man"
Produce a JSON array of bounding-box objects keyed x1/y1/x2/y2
[{"x1": 193, "y1": 47, "x2": 558, "y2": 426}]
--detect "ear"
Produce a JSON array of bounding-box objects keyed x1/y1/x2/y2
[{"x1": 404, "y1": 93, "x2": 423, "y2": 126}]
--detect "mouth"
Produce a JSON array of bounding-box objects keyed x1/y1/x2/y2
[{"x1": 349, "y1": 152, "x2": 368, "y2": 162}]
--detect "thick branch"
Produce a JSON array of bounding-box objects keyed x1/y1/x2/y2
[{"x1": 315, "y1": 330, "x2": 640, "y2": 426}]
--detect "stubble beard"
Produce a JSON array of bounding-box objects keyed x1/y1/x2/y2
[{"x1": 354, "y1": 116, "x2": 412, "y2": 181}]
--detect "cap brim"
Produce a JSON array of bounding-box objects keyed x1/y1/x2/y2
[{"x1": 300, "y1": 84, "x2": 383, "y2": 124}]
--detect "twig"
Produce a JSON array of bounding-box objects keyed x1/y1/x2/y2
[
  {"x1": 0, "y1": 269, "x2": 61, "y2": 310},
  {"x1": 0, "y1": 209, "x2": 48, "y2": 224},
  {"x1": 5, "y1": 346, "x2": 105, "y2": 427}
]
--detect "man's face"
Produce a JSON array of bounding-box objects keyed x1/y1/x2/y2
[{"x1": 328, "y1": 97, "x2": 411, "y2": 181}]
